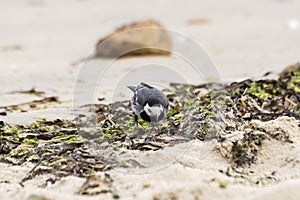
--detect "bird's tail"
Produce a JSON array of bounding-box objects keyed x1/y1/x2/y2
[{"x1": 127, "y1": 86, "x2": 136, "y2": 92}]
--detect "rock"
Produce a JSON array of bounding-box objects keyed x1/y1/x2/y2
[
  {"x1": 95, "y1": 20, "x2": 172, "y2": 58},
  {"x1": 281, "y1": 63, "x2": 300, "y2": 73}
]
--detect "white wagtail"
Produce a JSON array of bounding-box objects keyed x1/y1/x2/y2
[{"x1": 127, "y1": 82, "x2": 169, "y2": 123}]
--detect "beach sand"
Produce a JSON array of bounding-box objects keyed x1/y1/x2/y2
[{"x1": 1, "y1": 0, "x2": 300, "y2": 199}]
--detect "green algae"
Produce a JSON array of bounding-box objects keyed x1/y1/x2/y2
[
  {"x1": 22, "y1": 138, "x2": 38, "y2": 145},
  {"x1": 9, "y1": 145, "x2": 31, "y2": 157},
  {"x1": 3, "y1": 128, "x2": 19, "y2": 136},
  {"x1": 0, "y1": 63, "x2": 299, "y2": 184},
  {"x1": 246, "y1": 82, "x2": 271, "y2": 99}
]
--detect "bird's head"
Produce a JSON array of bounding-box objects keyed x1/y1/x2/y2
[{"x1": 143, "y1": 99, "x2": 168, "y2": 122}]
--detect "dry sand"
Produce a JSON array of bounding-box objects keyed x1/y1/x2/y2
[{"x1": 1, "y1": 0, "x2": 300, "y2": 199}]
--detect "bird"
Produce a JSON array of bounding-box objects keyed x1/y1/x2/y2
[{"x1": 127, "y1": 82, "x2": 169, "y2": 123}]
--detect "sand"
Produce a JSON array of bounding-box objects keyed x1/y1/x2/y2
[{"x1": 1, "y1": 0, "x2": 300, "y2": 199}]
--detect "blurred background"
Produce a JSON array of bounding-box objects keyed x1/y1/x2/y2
[{"x1": 1, "y1": 0, "x2": 299, "y2": 99}]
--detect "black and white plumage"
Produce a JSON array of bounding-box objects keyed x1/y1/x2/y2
[{"x1": 127, "y1": 82, "x2": 169, "y2": 123}]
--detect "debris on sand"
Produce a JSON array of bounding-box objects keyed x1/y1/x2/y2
[
  {"x1": 186, "y1": 18, "x2": 211, "y2": 25},
  {"x1": 8, "y1": 88, "x2": 45, "y2": 97},
  {"x1": 0, "y1": 64, "x2": 299, "y2": 185},
  {"x1": 95, "y1": 20, "x2": 172, "y2": 58},
  {"x1": 0, "y1": 96, "x2": 59, "y2": 113},
  {"x1": 78, "y1": 174, "x2": 119, "y2": 198}
]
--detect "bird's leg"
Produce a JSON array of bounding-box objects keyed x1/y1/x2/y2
[
  {"x1": 134, "y1": 114, "x2": 138, "y2": 126},
  {"x1": 145, "y1": 122, "x2": 158, "y2": 142},
  {"x1": 151, "y1": 122, "x2": 159, "y2": 135}
]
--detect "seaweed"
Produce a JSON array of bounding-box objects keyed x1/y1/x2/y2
[
  {"x1": 0, "y1": 63, "x2": 299, "y2": 185},
  {"x1": 0, "y1": 96, "x2": 60, "y2": 113}
]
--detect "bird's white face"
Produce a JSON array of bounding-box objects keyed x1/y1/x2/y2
[{"x1": 144, "y1": 103, "x2": 164, "y2": 120}]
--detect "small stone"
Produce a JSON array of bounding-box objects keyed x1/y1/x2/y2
[{"x1": 0, "y1": 120, "x2": 5, "y2": 128}]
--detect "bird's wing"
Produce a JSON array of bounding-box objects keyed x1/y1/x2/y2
[
  {"x1": 127, "y1": 83, "x2": 153, "y2": 92},
  {"x1": 130, "y1": 83, "x2": 169, "y2": 108},
  {"x1": 140, "y1": 82, "x2": 153, "y2": 89},
  {"x1": 136, "y1": 87, "x2": 166, "y2": 106},
  {"x1": 153, "y1": 88, "x2": 169, "y2": 108}
]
